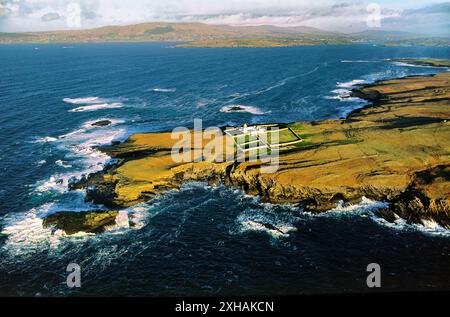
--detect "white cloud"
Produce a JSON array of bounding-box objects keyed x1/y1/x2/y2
[{"x1": 0, "y1": 0, "x2": 448, "y2": 34}]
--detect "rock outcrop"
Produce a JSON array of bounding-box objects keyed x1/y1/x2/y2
[{"x1": 43, "y1": 210, "x2": 119, "y2": 235}]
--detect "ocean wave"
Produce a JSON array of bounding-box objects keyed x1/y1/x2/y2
[
  {"x1": 228, "y1": 75, "x2": 295, "y2": 102},
  {"x1": 34, "y1": 149, "x2": 112, "y2": 193},
  {"x1": 34, "y1": 126, "x2": 126, "y2": 194},
  {"x1": 390, "y1": 60, "x2": 448, "y2": 70},
  {"x1": 36, "y1": 160, "x2": 47, "y2": 166},
  {"x1": 55, "y1": 160, "x2": 73, "y2": 168},
  {"x1": 308, "y1": 197, "x2": 389, "y2": 218},
  {"x1": 196, "y1": 98, "x2": 216, "y2": 108},
  {"x1": 328, "y1": 197, "x2": 389, "y2": 213},
  {"x1": 150, "y1": 88, "x2": 176, "y2": 93},
  {"x1": 326, "y1": 67, "x2": 415, "y2": 106},
  {"x1": 1, "y1": 204, "x2": 62, "y2": 255},
  {"x1": 35, "y1": 175, "x2": 74, "y2": 193},
  {"x1": 58, "y1": 118, "x2": 125, "y2": 140},
  {"x1": 63, "y1": 97, "x2": 105, "y2": 104},
  {"x1": 369, "y1": 212, "x2": 450, "y2": 237},
  {"x1": 239, "y1": 220, "x2": 296, "y2": 238},
  {"x1": 0, "y1": 201, "x2": 149, "y2": 255},
  {"x1": 33, "y1": 136, "x2": 58, "y2": 143},
  {"x1": 220, "y1": 104, "x2": 268, "y2": 115},
  {"x1": 58, "y1": 128, "x2": 86, "y2": 139},
  {"x1": 341, "y1": 60, "x2": 377, "y2": 63},
  {"x1": 234, "y1": 202, "x2": 300, "y2": 240},
  {"x1": 304, "y1": 196, "x2": 450, "y2": 237},
  {"x1": 336, "y1": 79, "x2": 366, "y2": 88},
  {"x1": 324, "y1": 84, "x2": 367, "y2": 104},
  {"x1": 69, "y1": 103, "x2": 123, "y2": 112}
]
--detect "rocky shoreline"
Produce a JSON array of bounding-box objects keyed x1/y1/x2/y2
[{"x1": 59, "y1": 61, "x2": 450, "y2": 234}]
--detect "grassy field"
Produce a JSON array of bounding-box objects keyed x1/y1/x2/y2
[
  {"x1": 178, "y1": 37, "x2": 353, "y2": 48},
  {"x1": 232, "y1": 125, "x2": 302, "y2": 152},
  {"x1": 391, "y1": 58, "x2": 450, "y2": 67}
]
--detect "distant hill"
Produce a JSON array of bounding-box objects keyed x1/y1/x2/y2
[
  {"x1": 0, "y1": 22, "x2": 448, "y2": 47},
  {"x1": 0, "y1": 22, "x2": 349, "y2": 44},
  {"x1": 406, "y1": 2, "x2": 450, "y2": 14},
  {"x1": 256, "y1": 25, "x2": 342, "y2": 36},
  {"x1": 352, "y1": 29, "x2": 450, "y2": 47},
  {"x1": 351, "y1": 30, "x2": 419, "y2": 40}
]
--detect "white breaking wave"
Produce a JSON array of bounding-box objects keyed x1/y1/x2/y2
[
  {"x1": 58, "y1": 128, "x2": 88, "y2": 139},
  {"x1": 220, "y1": 104, "x2": 268, "y2": 115},
  {"x1": 34, "y1": 125, "x2": 126, "y2": 194},
  {"x1": 324, "y1": 80, "x2": 367, "y2": 103},
  {"x1": 0, "y1": 201, "x2": 150, "y2": 255},
  {"x1": 36, "y1": 160, "x2": 47, "y2": 166},
  {"x1": 55, "y1": 160, "x2": 73, "y2": 168},
  {"x1": 240, "y1": 220, "x2": 297, "y2": 238},
  {"x1": 58, "y1": 118, "x2": 125, "y2": 140},
  {"x1": 234, "y1": 201, "x2": 300, "y2": 240},
  {"x1": 33, "y1": 136, "x2": 58, "y2": 143},
  {"x1": 390, "y1": 60, "x2": 448, "y2": 70},
  {"x1": 1, "y1": 204, "x2": 61, "y2": 255},
  {"x1": 336, "y1": 79, "x2": 366, "y2": 88},
  {"x1": 329, "y1": 197, "x2": 389, "y2": 213},
  {"x1": 150, "y1": 88, "x2": 176, "y2": 93},
  {"x1": 308, "y1": 197, "x2": 389, "y2": 218},
  {"x1": 63, "y1": 97, "x2": 105, "y2": 104},
  {"x1": 303, "y1": 196, "x2": 450, "y2": 237},
  {"x1": 69, "y1": 103, "x2": 123, "y2": 112},
  {"x1": 370, "y1": 212, "x2": 450, "y2": 237},
  {"x1": 341, "y1": 60, "x2": 376, "y2": 63}
]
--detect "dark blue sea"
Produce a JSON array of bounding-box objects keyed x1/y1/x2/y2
[{"x1": 0, "y1": 43, "x2": 449, "y2": 296}]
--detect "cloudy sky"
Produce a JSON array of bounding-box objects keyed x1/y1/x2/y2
[{"x1": 0, "y1": 0, "x2": 449, "y2": 34}]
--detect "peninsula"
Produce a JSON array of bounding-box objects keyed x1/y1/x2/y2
[{"x1": 49, "y1": 59, "x2": 450, "y2": 235}]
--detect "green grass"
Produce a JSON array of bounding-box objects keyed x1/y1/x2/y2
[
  {"x1": 288, "y1": 123, "x2": 305, "y2": 131},
  {"x1": 266, "y1": 129, "x2": 299, "y2": 144},
  {"x1": 391, "y1": 58, "x2": 450, "y2": 67},
  {"x1": 145, "y1": 26, "x2": 174, "y2": 35},
  {"x1": 179, "y1": 36, "x2": 353, "y2": 48}
]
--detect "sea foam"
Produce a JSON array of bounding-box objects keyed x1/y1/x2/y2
[
  {"x1": 150, "y1": 88, "x2": 176, "y2": 93},
  {"x1": 34, "y1": 123, "x2": 126, "y2": 194},
  {"x1": 69, "y1": 103, "x2": 123, "y2": 112},
  {"x1": 220, "y1": 104, "x2": 268, "y2": 115},
  {"x1": 63, "y1": 97, "x2": 105, "y2": 104}
]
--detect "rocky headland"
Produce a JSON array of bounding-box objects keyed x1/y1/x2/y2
[{"x1": 56, "y1": 59, "x2": 450, "y2": 234}]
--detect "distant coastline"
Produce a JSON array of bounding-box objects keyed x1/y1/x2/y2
[{"x1": 1, "y1": 22, "x2": 449, "y2": 47}]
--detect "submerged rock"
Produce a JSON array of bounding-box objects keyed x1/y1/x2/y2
[{"x1": 43, "y1": 210, "x2": 119, "y2": 235}]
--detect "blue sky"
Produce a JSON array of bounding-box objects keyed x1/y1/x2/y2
[{"x1": 0, "y1": 0, "x2": 449, "y2": 34}]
